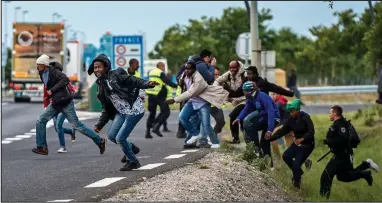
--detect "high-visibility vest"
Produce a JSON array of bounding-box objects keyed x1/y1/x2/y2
[
  {"x1": 125, "y1": 68, "x2": 141, "y2": 78},
  {"x1": 166, "y1": 85, "x2": 173, "y2": 99},
  {"x1": 145, "y1": 68, "x2": 164, "y2": 95},
  {"x1": 176, "y1": 86, "x2": 182, "y2": 96}
]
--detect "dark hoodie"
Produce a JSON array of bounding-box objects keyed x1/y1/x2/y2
[{"x1": 88, "y1": 54, "x2": 153, "y2": 130}]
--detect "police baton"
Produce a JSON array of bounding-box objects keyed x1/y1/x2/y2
[{"x1": 317, "y1": 150, "x2": 332, "y2": 162}]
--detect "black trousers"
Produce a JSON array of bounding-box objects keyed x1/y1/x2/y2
[
  {"x1": 210, "y1": 106, "x2": 226, "y2": 134},
  {"x1": 228, "y1": 104, "x2": 245, "y2": 141},
  {"x1": 147, "y1": 94, "x2": 170, "y2": 130},
  {"x1": 282, "y1": 142, "x2": 314, "y2": 183},
  {"x1": 319, "y1": 153, "x2": 370, "y2": 198}
]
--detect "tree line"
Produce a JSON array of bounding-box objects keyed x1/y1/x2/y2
[{"x1": 149, "y1": 2, "x2": 382, "y2": 86}]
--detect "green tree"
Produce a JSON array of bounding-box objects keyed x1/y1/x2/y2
[{"x1": 365, "y1": 2, "x2": 382, "y2": 75}]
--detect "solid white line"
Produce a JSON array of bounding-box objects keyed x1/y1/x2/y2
[
  {"x1": 16, "y1": 135, "x2": 32, "y2": 138},
  {"x1": 30, "y1": 129, "x2": 36, "y2": 132},
  {"x1": 134, "y1": 163, "x2": 166, "y2": 170},
  {"x1": 2, "y1": 140, "x2": 13, "y2": 144},
  {"x1": 136, "y1": 156, "x2": 150, "y2": 159},
  {"x1": 164, "y1": 154, "x2": 186, "y2": 159},
  {"x1": 84, "y1": 177, "x2": 125, "y2": 188},
  {"x1": 47, "y1": 199, "x2": 74, "y2": 202},
  {"x1": 181, "y1": 149, "x2": 199, "y2": 153},
  {"x1": 24, "y1": 132, "x2": 36, "y2": 135},
  {"x1": 5, "y1": 137, "x2": 23, "y2": 141}
]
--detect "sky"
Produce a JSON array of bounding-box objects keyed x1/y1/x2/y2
[{"x1": 1, "y1": 1, "x2": 371, "y2": 54}]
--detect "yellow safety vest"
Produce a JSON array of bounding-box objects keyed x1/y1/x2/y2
[
  {"x1": 145, "y1": 68, "x2": 164, "y2": 95},
  {"x1": 176, "y1": 86, "x2": 182, "y2": 96},
  {"x1": 166, "y1": 85, "x2": 173, "y2": 99},
  {"x1": 125, "y1": 68, "x2": 141, "y2": 78}
]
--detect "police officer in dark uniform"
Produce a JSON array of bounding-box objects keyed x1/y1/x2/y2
[{"x1": 320, "y1": 105, "x2": 379, "y2": 198}]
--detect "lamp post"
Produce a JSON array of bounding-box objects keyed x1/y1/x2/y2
[
  {"x1": 22, "y1": 10, "x2": 28, "y2": 22},
  {"x1": 14, "y1": 6, "x2": 21, "y2": 22},
  {"x1": 250, "y1": 1, "x2": 262, "y2": 75},
  {"x1": 52, "y1": 12, "x2": 58, "y2": 23}
]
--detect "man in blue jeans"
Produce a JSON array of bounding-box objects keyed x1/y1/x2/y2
[
  {"x1": 88, "y1": 54, "x2": 158, "y2": 171},
  {"x1": 167, "y1": 62, "x2": 228, "y2": 148},
  {"x1": 33, "y1": 54, "x2": 106, "y2": 155},
  {"x1": 233, "y1": 81, "x2": 280, "y2": 166}
]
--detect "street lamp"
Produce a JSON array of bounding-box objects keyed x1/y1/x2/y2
[
  {"x1": 52, "y1": 12, "x2": 58, "y2": 23},
  {"x1": 22, "y1": 10, "x2": 29, "y2": 22},
  {"x1": 14, "y1": 6, "x2": 21, "y2": 22}
]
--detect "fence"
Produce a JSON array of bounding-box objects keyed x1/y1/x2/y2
[{"x1": 299, "y1": 85, "x2": 378, "y2": 95}]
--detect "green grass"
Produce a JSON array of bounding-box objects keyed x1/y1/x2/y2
[{"x1": 267, "y1": 105, "x2": 382, "y2": 202}]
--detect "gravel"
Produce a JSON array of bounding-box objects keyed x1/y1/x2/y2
[{"x1": 103, "y1": 151, "x2": 292, "y2": 202}]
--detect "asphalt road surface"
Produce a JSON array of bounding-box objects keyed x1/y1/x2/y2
[{"x1": 1, "y1": 102, "x2": 371, "y2": 202}]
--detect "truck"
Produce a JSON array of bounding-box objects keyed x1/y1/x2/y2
[
  {"x1": 65, "y1": 40, "x2": 85, "y2": 99},
  {"x1": 11, "y1": 22, "x2": 66, "y2": 102}
]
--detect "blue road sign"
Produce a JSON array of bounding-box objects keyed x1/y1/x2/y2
[
  {"x1": 83, "y1": 44, "x2": 97, "y2": 70},
  {"x1": 112, "y1": 35, "x2": 144, "y2": 76}
]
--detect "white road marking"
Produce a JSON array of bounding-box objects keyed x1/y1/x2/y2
[
  {"x1": 2, "y1": 140, "x2": 13, "y2": 144},
  {"x1": 24, "y1": 132, "x2": 36, "y2": 135},
  {"x1": 181, "y1": 149, "x2": 199, "y2": 153},
  {"x1": 47, "y1": 199, "x2": 73, "y2": 202},
  {"x1": 2, "y1": 102, "x2": 8, "y2": 106},
  {"x1": 84, "y1": 177, "x2": 125, "y2": 188},
  {"x1": 164, "y1": 154, "x2": 186, "y2": 159},
  {"x1": 5, "y1": 137, "x2": 23, "y2": 141},
  {"x1": 136, "y1": 156, "x2": 151, "y2": 159},
  {"x1": 134, "y1": 163, "x2": 166, "y2": 170},
  {"x1": 30, "y1": 129, "x2": 36, "y2": 132},
  {"x1": 46, "y1": 120, "x2": 55, "y2": 128},
  {"x1": 16, "y1": 135, "x2": 32, "y2": 138}
]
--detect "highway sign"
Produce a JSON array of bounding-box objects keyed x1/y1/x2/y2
[
  {"x1": 235, "y1": 32, "x2": 276, "y2": 68},
  {"x1": 112, "y1": 35, "x2": 144, "y2": 76}
]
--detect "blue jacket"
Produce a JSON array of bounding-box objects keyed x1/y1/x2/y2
[
  {"x1": 237, "y1": 90, "x2": 281, "y2": 133},
  {"x1": 190, "y1": 55, "x2": 215, "y2": 84}
]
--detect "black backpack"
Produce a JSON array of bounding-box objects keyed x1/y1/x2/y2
[{"x1": 346, "y1": 119, "x2": 361, "y2": 148}]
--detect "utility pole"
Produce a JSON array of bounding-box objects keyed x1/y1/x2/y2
[
  {"x1": 52, "y1": 12, "x2": 58, "y2": 23},
  {"x1": 3, "y1": 1, "x2": 11, "y2": 86},
  {"x1": 250, "y1": 1, "x2": 262, "y2": 76},
  {"x1": 22, "y1": 10, "x2": 28, "y2": 22},
  {"x1": 14, "y1": 6, "x2": 21, "y2": 22}
]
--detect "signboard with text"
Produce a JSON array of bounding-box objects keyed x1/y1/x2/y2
[{"x1": 112, "y1": 35, "x2": 144, "y2": 76}]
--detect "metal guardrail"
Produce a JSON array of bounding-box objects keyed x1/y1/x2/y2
[{"x1": 299, "y1": 85, "x2": 378, "y2": 95}]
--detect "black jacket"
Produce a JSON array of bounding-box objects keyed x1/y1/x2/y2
[
  {"x1": 39, "y1": 64, "x2": 72, "y2": 110},
  {"x1": 229, "y1": 76, "x2": 294, "y2": 98},
  {"x1": 270, "y1": 111, "x2": 315, "y2": 145},
  {"x1": 88, "y1": 54, "x2": 152, "y2": 130},
  {"x1": 325, "y1": 117, "x2": 353, "y2": 155}
]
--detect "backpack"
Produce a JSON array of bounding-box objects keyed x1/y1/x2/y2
[{"x1": 346, "y1": 119, "x2": 361, "y2": 148}]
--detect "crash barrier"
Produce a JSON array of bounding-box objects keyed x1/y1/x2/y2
[{"x1": 299, "y1": 85, "x2": 377, "y2": 95}]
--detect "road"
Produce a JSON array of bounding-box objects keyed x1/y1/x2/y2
[{"x1": 1, "y1": 102, "x2": 371, "y2": 202}]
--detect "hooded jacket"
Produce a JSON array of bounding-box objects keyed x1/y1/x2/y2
[
  {"x1": 39, "y1": 61, "x2": 72, "y2": 110},
  {"x1": 190, "y1": 55, "x2": 215, "y2": 84},
  {"x1": 213, "y1": 61, "x2": 246, "y2": 106},
  {"x1": 88, "y1": 54, "x2": 152, "y2": 130}
]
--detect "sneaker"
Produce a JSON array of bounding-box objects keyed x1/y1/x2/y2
[
  {"x1": 57, "y1": 147, "x2": 67, "y2": 153},
  {"x1": 305, "y1": 159, "x2": 313, "y2": 171},
  {"x1": 186, "y1": 134, "x2": 202, "y2": 145},
  {"x1": 366, "y1": 158, "x2": 379, "y2": 172},
  {"x1": 183, "y1": 143, "x2": 200, "y2": 149},
  {"x1": 207, "y1": 137, "x2": 212, "y2": 145},
  {"x1": 211, "y1": 144, "x2": 220, "y2": 149},
  {"x1": 198, "y1": 143, "x2": 212, "y2": 148},
  {"x1": 32, "y1": 147, "x2": 49, "y2": 155},
  {"x1": 230, "y1": 139, "x2": 240, "y2": 144},
  {"x1": 121, "y1": 144, "x2": 140, "y2": 163},
  {"x1": 71, "y1": 128, "x2": 76, "y2": 143},
  {"x1": 120, "y1": 161, "x2": 141, "y2": 171},
  {"x1": 98, "y1": 138, "x2": 106, "y2": 155}
]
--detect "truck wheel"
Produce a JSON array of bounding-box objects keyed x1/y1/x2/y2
[{"x1": 14, "y1": 97, "x2": 22, "y2": 103}]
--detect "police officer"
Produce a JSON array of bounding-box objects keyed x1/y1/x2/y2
[
  {"x1": 145, "y1": 62, "x2": 178, "y2": 138},
  {"x1": 126, "y1": 58, "x2": 141, "y2": 78},
  {"x1": 320, "y1": 105, "x2": 379, "y2": 198}
]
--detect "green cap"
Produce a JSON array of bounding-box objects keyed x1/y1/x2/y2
[{"x1": 286, "y1": 99, "x2": 303, "y2": 111}]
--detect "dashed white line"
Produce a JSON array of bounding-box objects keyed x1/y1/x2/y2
[
  {"x1": 30, "y1": 129, "x2": 36, "y2": 132},
  {"x1": 15, "y1": 135, "x2": 32, "y2": 138},
  {"x1": 164, "y1": 154, "x2": 186, "y2": 159},
  {"x1": 137, "y1": 156, "x2": 150, "y2": 159},
  {"x1": 134, "y1": 163, "x2": 166, "y2": 170},
  {"x1": 24, "y1": 132, "x2": 36, "y2": 135},
  {"x1": 4, "y1": 137, "x2": 23, "y2": 141},
  {"x1": 2, "y1": 140, "x2": 13, "y2": 144},
  {"x1": 47, "y1": 199, "x2": 73, "y2": 202},
  {"x1": 181, "y1": 149, "x2": 199, "y2": 153},
  {"x1": 2, "y1": 102, "x2": 8, "y2": 106},
  {"x1": 84, "y1": 177, "x2": 126, "y2": 188}
]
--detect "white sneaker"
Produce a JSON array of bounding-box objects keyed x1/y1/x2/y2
[
  {"x1": 207, "y1": 137, "x2": 212, "y2": 145},
  {"x1": 366, "y1": 158, "x2": 379, "y2": 172},
  {"x1": 211, "y1": 144, "x2": 220, "y2": 149},
  {"x1": 186, "y1": 134, "x2": 202, "y2": 145},
  {"x1": 57, "y1": 147, "x2": 67, "y2": 153}
]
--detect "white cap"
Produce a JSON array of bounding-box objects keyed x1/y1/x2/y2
[{"x1": 36, "y1": 54, "x2": 50, "y2": 66}]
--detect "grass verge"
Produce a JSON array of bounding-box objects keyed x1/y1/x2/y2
[{"x1": 220, "y1": 104, "x2": 382, "y2": 202}]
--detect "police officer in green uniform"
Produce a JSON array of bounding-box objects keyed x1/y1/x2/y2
[
  {"x1": 145, "y1": 62, "x2": 177, "y2": 138},
  {"x1": 126, "y1": 58, "x2": 141, "y2": 78}
]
